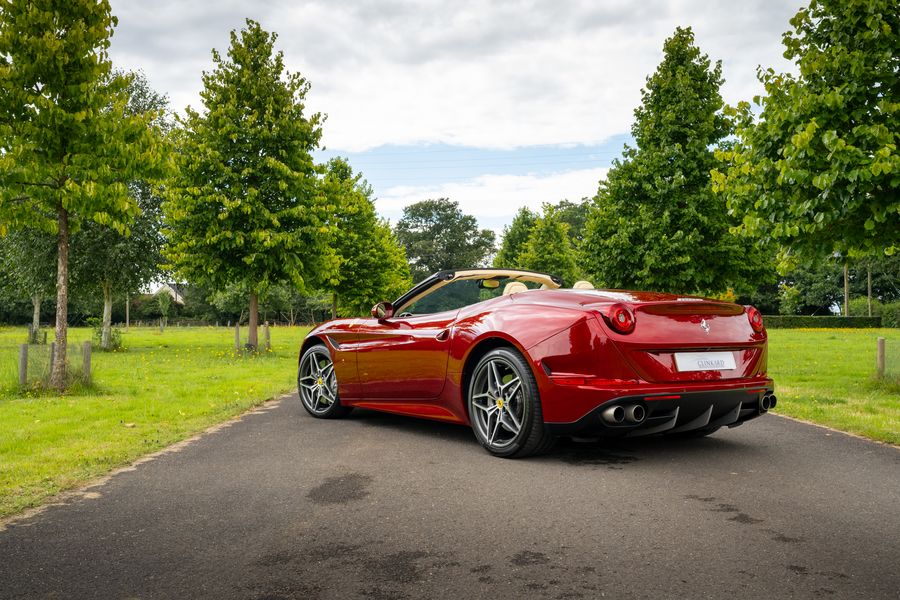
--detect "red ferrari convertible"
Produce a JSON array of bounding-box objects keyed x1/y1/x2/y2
[{"x1": 298, "y1": 269, "x2": 775, "y2": 457}]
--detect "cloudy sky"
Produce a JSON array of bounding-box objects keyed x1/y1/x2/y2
[{"x1": 108, "y1": 0, "x2": 801, "y2": 232}]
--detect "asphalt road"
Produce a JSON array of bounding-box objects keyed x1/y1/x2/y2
[{"x1": 1, "y1": 394, "x2": 898, "y2": 600}]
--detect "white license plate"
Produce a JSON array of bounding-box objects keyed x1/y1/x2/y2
[{"x1": 674, "y1": 351, "x2": 736, "y2": 372}]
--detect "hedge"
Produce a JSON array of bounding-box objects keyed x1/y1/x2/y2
[{"x1": 763, "y1": 315, "x2": 883, "y2": 328}]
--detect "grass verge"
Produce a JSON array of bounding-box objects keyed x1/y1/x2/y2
[
  {"x1": 0, "y1": 325, "x2": 309, "y2": 519},
  {"x1": 767, "y1": 328, "x2": 899, "y2": 446}
]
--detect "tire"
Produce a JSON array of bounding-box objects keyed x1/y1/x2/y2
[
  {"x1": 298, "y1": 344, "x2": 352, "y2": 419},
  {"x1": 467, "y1": 347, "x2": 554, "y2": 458}
]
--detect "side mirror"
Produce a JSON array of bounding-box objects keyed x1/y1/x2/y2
[{"x1": 372, "y1": 301, "x2": 394, "y2": 320}]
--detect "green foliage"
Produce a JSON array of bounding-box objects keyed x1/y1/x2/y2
[
  {"x1": 86, "y1": 317, "x2": 122, "y2": 350},
  {"x1": 848, "y1": 296, "x2": 882, "y2": 317},
  {"x1": 518, "y1": 205, "x2": 580, "y2": 285},
  {"x1": 553, "y1": 199, "x2": 590, "y2": 248},
  {"x1": 0, "y1": 229, "x2": 56, "y2": 301},
  {"x1": 778, "y1": 283, "x2": 803, "y2": 315},
  {"x1": 163, "y1": 20, "x2": 327, "y2": 344},
  {"x1": 713, "y1": 0, "x2": 900, "y2": 259},
  {"x1": 580, "y1": 27, "x2": 770, "y2": 295},
  {"x1": 70, "y1": 72, "x2": 170, "y2": 297},
  {"x1": 317, "y1": 158, "x2": 411, "y2": 316},
  {"x1": 394, "y1": 199, "x2": 495, "y2": 283},
  {"x1": 493, "y1": 206, "x2": 537, "y2": 268},
  {"x1": 0, "y1": 0, "x2": 169, "y2": 235},
  {"x1": 881, "y1": 303, "x2": 900, "y2": 328},
  {"x1": 763, "y1": 315, "x2": 882, "y2": 328},
  {"x1": 156, "y1": 291, "x2": 171, "y2": 320}
]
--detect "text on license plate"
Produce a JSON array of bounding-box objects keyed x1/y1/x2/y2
[{"x1": 674, "y1": 351, "x2": 736, "y2": 372}]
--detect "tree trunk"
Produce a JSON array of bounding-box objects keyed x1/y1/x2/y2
[
  {"x1": 31, "y1": 295, "x2": 41, "y2": 343},
  {"x1": 867, "y1": 266, "x2": 872, "y2": 317},
  {"x1": 101, "y1": 280, "x2": 113, "y2": 350},
  {"x1": 843, "y1": 262, "x2": 850, "y2": 317},
  {"x1": 51, "y1": 206, "x2": 69, "y2": 390},
  {"x1": 331, "y1": 293, "x2": 337, "y2": 320},
  {"x1": 248, "y1": 289, "x2": 259, "y2": 349},
  {"x1": 125, "y1": 293, "x2": 130, "y2": 330}
]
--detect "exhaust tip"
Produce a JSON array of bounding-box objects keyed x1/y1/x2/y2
[
  {"x1": 760, "y1": 395, "x2": 771, "y2": 411},
  {"x1": 602, "y1": 405, "x2": 625, "y2": 424},
  {"x1": 625, "y1": 404, "x2": 646, "y2": 424},
  {"x1": 769, "y1": 394, "x2": 777, "y2": 409}
]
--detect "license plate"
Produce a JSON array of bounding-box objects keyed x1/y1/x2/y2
[{"x1": 674, "y1": 351, "x2": 736, "y2": 372}]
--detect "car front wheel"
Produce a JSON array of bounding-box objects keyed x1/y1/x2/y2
[
  {"x1": 298, "y1": 344, "x2": 352, "y2": 419},
  {"x1": 467, "y1": 347, "x2": 553, "y2": 458}
]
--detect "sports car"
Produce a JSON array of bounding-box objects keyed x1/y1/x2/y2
[{"x1": 297, "y1": 268, "x2": 775, "y2": 458}]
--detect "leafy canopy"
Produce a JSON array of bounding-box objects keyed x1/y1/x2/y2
[
  {"x1": 71, "y1": 72, "x2": 170, "y2": 296},
  {"x1": 164, "y1": 19, "x2": 327, "y2": 295},
  {"x1": 394, "y1": 199, "x2": 495, "y2": 283},
  {"x1": 0, "y1": 0, "x2": 169, "y2": 235},
  {"x1": 493, "y1": 206, "x2": 537, "y2": 269},
  {"x1": 581, "y1": 27, "x2": 770, "y2": 295},
  {"x1": 318, "y1": 158, "x2": 410, "y2": 315},
  {"x1": 519, "y1": 205, "x2": 580, "y2": 285},
  {"x1": 712, "y1": 0, "x2": 900, "y2": 259}
]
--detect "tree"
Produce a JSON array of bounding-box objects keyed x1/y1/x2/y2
[
  {"x1": 712, "y1": 0, "x2": 900, "y2": 260},
  {"x1": 553, "y1": 199, "x2": 590, "y2": 248},
  {"x1": 164, "y1": 20, "x2": 327, "y2": 349},
  {"x1": 580, "y1": 27, "x2": 770, "y2": 295},
  {"x1": 70, "y1": 72, "x2": 169, "y2": 350},
  {"x1": 519, "y1": 205, "x2": 579, "y2": 285},
  {"x1": 493, "y1": 206, "x2": 537, "y2": 269},
  {"x1": 156, "y1": 289, "x2": 171, "y2": 328},
  {"x1": 0, "y1": 0, "x2": 169, "y2": 388},
  {"x1": 318, "y1": 158, "x2": 411, "y2": 317},
  {"x1": 0, "y1": 229, "x2": 56, "y2": 340},
  {"x1": 394, "y1": 199, "x2": 495, "y2": 282}
]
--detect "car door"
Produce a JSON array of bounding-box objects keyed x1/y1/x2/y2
[{"x1": 354, "y1": 309, "x2": 458, "y2": 399}]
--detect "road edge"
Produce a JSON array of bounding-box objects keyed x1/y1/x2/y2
[{"x1": 0, "y1": 392, "x2": 292, "y2": 533}]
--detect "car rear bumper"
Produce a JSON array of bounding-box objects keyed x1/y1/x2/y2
[{"x1": 542, "y1": 380, "x2": 775, "y2": 437}]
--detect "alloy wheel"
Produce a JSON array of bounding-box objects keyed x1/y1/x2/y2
[
  {"x1": 470, "y1": 356, "x2": 526, "y2": 450},
  {"x1": 298, "y1": 347, "x2": 338, "y2": 415}
]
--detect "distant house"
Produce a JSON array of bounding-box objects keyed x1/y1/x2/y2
[{"x1": 155, "y1": 283, "x2": 186, "y2": 306}]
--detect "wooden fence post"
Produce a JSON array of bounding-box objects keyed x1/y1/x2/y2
[
  {"x1": 876, "y1": 337, "x2": 885, "y2": 378},
  {"x1": 42, "y1": 331, "x2": 47, "y2": 345},
  {"x1": 235, "y1": 322, "x2": 241, "y2": 350},
  {"x1": 264, "y1": 321, "x2": 271, "y2": 351},
  {"x1": 82, "y1": 341, "x2": 92, "y2": 385},
  {"x1": 49, "y1": 342, "x2": 56, "y2": 376},
  {"x1": 18, "y1": 344, "x2": 28, "y2": 387}
]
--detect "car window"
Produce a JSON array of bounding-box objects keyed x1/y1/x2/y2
[{"x1": 401, "y1": 278, "x2": 541, "y2": 316}]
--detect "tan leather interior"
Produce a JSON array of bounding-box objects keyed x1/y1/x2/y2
[
  {"x1": 573, "y1": 280, "x2": 595, "y2": 289},
  {"x1": 503, "y1": 282, "x2": 529, "y2": 296}
]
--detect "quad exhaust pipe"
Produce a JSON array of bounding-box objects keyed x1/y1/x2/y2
[
  {"x1": 601, "y1": 404, "x2": 646, "y2": 425},
  {"x1": 760, "y1": 393, "x2": 778, "y2": 412}
]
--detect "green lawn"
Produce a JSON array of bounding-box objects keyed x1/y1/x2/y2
[
  {"x1": 767, "y1": 328, "x2": 899, "y2": 446},
  {"x1": 0, "y1": 325, "x2": 309, "y2": 519},
  {"x1": 0, "y1": 325, "x2": 897, "y2": 520}
]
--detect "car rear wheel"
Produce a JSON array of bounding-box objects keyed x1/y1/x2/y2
[
  {"x1": 468, "y1": 347, "x2": 554, "y2": 458},
  {"x1": 298, "y1": 344, "x2": 352, "y2": 419}
]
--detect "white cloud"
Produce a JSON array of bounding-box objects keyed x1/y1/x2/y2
[
  {"x1": 109, "y1": 0, "x2": 801, "y2": 152},
  {"x1": 376, "y1": 167, "x2": 610, "y2": 228}
]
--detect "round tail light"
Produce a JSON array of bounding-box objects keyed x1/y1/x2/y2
[
  {"x1": 746, "y1": 306, "x2": 764, "y2": 333},
  {"x1": 605, "y1": 303, "x2": 636, "y2": 334}
]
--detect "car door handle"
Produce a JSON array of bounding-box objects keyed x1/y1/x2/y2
[{"x1": 435, "y1": 329, "x2": 450, "y2": 341}]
